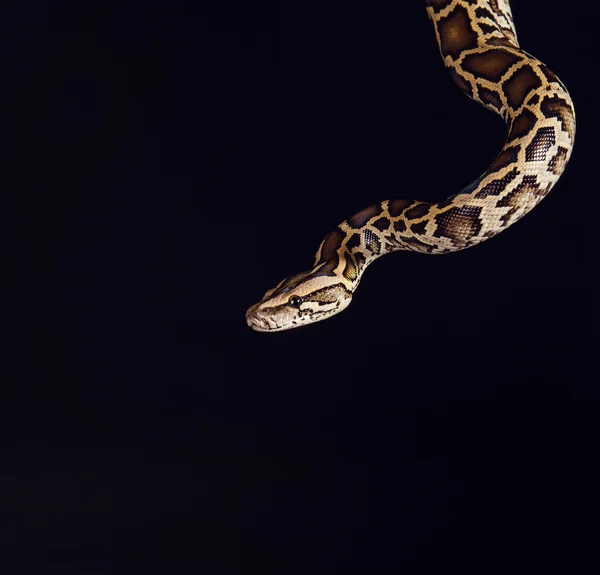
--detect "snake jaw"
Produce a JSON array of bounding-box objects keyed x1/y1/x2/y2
[
  {"x1": 245, "y1": 304, "x2": 299, "y2": 332},
  {"x1": 246, "y1": 299, "x2": 352, "y2": 332},
  {"x1": 245, "y1": 307, "x2": 270, "y2": 331}
]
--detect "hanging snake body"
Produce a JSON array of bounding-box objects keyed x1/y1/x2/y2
[{"x1": 246, "y1": 0, "x2": 575, "y2": 332}]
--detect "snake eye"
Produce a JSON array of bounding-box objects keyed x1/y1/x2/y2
[{"x1": 289, "y1": 295, "x2": 303, "y2": 307}]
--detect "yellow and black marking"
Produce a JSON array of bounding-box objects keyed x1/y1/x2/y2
[{"x1": 246, "y1": 0, "x2": 575, "y2": 332}]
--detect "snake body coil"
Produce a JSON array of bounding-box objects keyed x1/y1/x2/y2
[{"x1": 247, "y1": 0, "x2": 575, "y2": 332}]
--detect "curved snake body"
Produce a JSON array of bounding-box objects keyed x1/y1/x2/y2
[{"x1": 247, "y1": 0, "x2": 575, "y2": 332}]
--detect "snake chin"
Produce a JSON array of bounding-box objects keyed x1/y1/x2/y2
[{"x1": 246, "y1": 306, "x2": 345, "y2": 332}]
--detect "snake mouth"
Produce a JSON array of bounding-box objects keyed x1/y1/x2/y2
[
  {"x1": 246, "y1": 308, "x2": 277, "y2": 332},
  {"x1": 246, "y1": 307, "x2": 300, "y2": 332},
  {"x1": 247, "y1": 314, "x2": 269, "y2": 331}
]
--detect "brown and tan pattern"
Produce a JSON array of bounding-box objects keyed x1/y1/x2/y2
[{"x1": 246, "y1": 0, "x2": 575, "y2": 332}]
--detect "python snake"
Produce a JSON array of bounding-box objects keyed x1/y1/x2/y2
[{"x1": 246, "y1": 0, "x2": 575, "y2": 332}]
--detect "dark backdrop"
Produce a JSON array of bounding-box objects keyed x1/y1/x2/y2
[{"x1": 16, "y1": 1, "x2": 597, "y2": 572}]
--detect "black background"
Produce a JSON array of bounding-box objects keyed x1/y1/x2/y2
[{"x1": 16, "y1": 1, "x2": 597, "y2": 572}]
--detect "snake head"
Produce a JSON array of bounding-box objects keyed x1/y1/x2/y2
[{"x1": 246, "y1": 269, "x2": 353, "y2": 332}]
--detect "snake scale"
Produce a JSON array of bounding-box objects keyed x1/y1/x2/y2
[{"x1": 246, "y1": 0, "x2": 575, "y2": 332}]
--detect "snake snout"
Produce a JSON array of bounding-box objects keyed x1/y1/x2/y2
[{"x1": 246, "y1": 307, "x2": 272, "y2": 332}]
